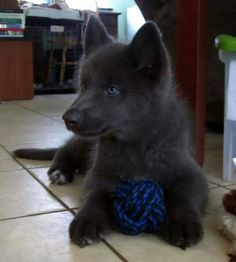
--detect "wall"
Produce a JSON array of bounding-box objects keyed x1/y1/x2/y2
[
  {"x1": 98, "y1": 0, "x2": 136, "y2": 41},
  {"x1": 66, "y1": 0, "x2": 136, "y2": 41}
]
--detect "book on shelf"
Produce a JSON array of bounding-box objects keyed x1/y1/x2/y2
[{"x1": 0, "y1": 11, "x2": 25, "y2": 37}]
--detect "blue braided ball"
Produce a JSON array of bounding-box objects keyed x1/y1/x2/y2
[{"x1": 113, "y1": 179, "x2": 166, "y2": 235}]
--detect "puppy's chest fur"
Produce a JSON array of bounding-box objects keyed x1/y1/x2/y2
[{"x1": 91, "y1": 136, "x2": 171, "y2": 184}]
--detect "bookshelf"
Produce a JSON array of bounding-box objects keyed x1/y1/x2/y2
[{"x1": 0, "y1": 1, "x2": 33, "y2": 100}]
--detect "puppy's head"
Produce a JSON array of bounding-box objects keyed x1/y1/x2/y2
[{"x1": 63, "y1": 15, "x2": 172, "y2": 139}]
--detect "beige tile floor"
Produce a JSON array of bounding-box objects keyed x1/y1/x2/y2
[{"x1": 0, "y1": 94, "x2": 233, "y2": 262}]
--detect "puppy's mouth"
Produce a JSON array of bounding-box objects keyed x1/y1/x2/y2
[
  {"x1": 66, "y1": 125, "x2": 110, "y2": 138},
  {"x1": 78, "y1": 128, "x2": 109, "y2": 137}
]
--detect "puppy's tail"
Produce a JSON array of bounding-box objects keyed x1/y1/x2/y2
[{"x1": 13, "y1": 148, "x2": 57, "y2": 160}]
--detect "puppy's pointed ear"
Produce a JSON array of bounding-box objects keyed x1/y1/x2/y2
[
  {"x1": 128, "y1": 22, "x2": 168, "y2": 79},
  {"x1": 84, "y1": 15, "x2": 112, "y2": 57}
]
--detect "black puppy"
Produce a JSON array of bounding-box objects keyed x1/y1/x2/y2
[{"x1": 14, "y1": 15, "x2": 208, "y2": 249}]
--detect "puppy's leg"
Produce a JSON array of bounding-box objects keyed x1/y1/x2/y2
[
  {"x1": 160, "y1": 158, "x2": 208, "y2": 249},
  {"x1": 69, "y1": 189, "x2": 113, "y2": 247},
  {"x1": 48, "y1": 137, "x2": 94, "y2": 185},
  {"x1": 69, "y1": 164, "x2": 116, "y2": 247}
]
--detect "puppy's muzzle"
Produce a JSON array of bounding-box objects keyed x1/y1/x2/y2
[{"x1": 62, "y1": 108, "x2": 81, "y2": 131}]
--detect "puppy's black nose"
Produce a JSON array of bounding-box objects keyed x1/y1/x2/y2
[{"x1": 62, "y1": 108, "x2": 81, "y2": 129}]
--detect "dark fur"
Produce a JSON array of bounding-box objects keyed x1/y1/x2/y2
[
  {"x1": 14, "y1": 15, "x2": 208, "y2": 249},
  {"x1": 223, "y1": 190, "x2": 236, "y2": 216},
  {"x1": 13, "y1": 148, "x2": 57, "y2": 160}
]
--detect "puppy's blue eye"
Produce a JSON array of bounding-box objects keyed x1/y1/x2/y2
[{"x1": 106, "y1": 85, "x2": 120, "y2": 96}]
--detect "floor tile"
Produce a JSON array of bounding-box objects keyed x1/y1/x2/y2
[
  {"x1": 224, "y1": 184, "x2": 236, "y2": 190},
  {"x1": 12, "y1": 94, "x2": 77, "y2": 117},
  {"x1": 0, "y1": 102, "x2": 23, "y2": 112},
  {"x1": 208, "y1": 181, "x2": 220, "y2": 189},
  {"x1": 0, "y1": 212, "x2": 121, "y2": 262},
  {"x1": 31, "y1": 168, "x2": 84, "y2": 209},
  {"x1": 0, "y1": 170, "x2": 65, "y2": 219},
  {"x1": 0, "y1": 147, "x2": 22, "y2": 171},
  {"x1": 16, "y1": 158, "x2": 52, "y2": 169},
  {"x1": 50, "y1": 115, "x2": 64, "y2": 123},
  {"x1": 106, "y1": 214, "x2": 231, "y2": 262},
  {"x1": 0, "y1": 109, "x2": 71, "y2": 145},
  {"x1": 206, "y1": 174, "x2": 235, "y2": 187}
]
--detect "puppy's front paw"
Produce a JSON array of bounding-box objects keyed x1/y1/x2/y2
[
  {"x1": 161, "y1": 211, "x2": 203, "y2": 249},
  {"x1": 48, "y1": 170, "x2": 70, "y2": 185},
  {"x1": 69, "y1": 213, "x2": 108, "y2": 247}
]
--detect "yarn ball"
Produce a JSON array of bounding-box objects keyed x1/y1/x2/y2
[{"x1": 113, "y1": 179, "x2": 166, "y2": 235}]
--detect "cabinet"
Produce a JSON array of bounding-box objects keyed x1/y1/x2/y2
[
  {"x1": 25, "y1": 17, "x2": 84, "y2": 94},
  {"x1": 99, "y1": 11, "x2": 121, "y2": 38},
  {"x1": 0, "y1": 40, "x2": 33, "y2": 100}
]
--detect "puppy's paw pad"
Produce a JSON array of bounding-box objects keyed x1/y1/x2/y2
[
  {"x1": 69, "y1": 216, "x2": 108, "y2": 247},
  {"x1": 161, "y1": 212, "x2": 203, "y2": 249},
  {"x1": 48, "y1": 170, "x2": 69, "y2": 185},
  {"x1": 75, "y1": 237, "x2": 96, "y2": 248}
]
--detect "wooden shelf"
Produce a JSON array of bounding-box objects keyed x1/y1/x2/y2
[{"x1": 0, "y1": 40, "x2": 34, "y2": 100}]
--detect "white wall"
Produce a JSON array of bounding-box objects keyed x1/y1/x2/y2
[
  {"x1": 66, "y1": 0, "x2": 137, "y2": 41},
  {"x1": 127, "y1": 5, "x2": 145, "y2": 40},
  {"x1": 66, "y1": 0, "x2": 96, "y2": 10}
]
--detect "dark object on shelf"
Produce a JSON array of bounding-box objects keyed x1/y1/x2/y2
[
  {"x1": 98, "y1": 8, "x2": 113, "y2": 12},
  {"x1": 99, "y1": 11, "x2": 121, "y2": 38},
  {"x1": 34, "y1": 83, "x2": 77, "y2": 95},
  {"x1": 25, "y1": 16, "x2": 84, "y2": 94},
  {"x1": 0, "y1": 0, "x2": 18, "y2": 10}
]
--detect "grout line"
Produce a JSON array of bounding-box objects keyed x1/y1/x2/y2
[
  {"x1": 211, "y1": 185, "x2": 231, "y2": 191},
  {"x1": 207, "y1": 180, "x2": 236, "y2": 188},
  {"x1": 27, "y1": 168, "x2": 129, "y2": 262},
  {"x1": 209, "y1": 185, "x2": 221, "y2": 189},
  {"x1": 221, "y1": 184, "x2": 236, "y2": 188},
  {"x1": 221, "y1": 185, "x2": 235, "y2": 190},
  {"x1": 0, "y1": 168, "x2": 23, "y2": 172},
  {"x1": 1, "y1": 145, "x2": 128, "y2": 262},
  {"x1": 207, "y1": 180, "x2": 222, "y2": 187},
  {"x1": 207, "y1": 181, "x2": 223, "y2": 187},
  {"x1": 16, "y1": 164, "x2": 52, "y2": 169},
  {"x1": 209, "y1": 183, "x2": 232, "y2": 190},
  {"x1": 2, "y1": 140, "x2": 66, "y2": 148},
  {"x1": 0, "y1": 209, "x2": 68, "y2": 222},
  {"x1": 206, "y1": 176, "x2": 236, "y2": 188},
  {"x1": 226, "y1": 184, "x2": 236, "y2": 188},
  {"x1": 1, "y1": 145, "x2": 76, "y2": 214},
  {"x1": 22, "y1": 169, "x2": 77, "y2": 214},
  {"x1": 5, "y1": 97, "x2": 129, "y2": 261},
  {"x1": 102, "y1": 240, "x2": 129, "y2": 262},
  {"x1": 10, "y1": 102, "x2": 66, "y2": 124},
  {"x1": 67, "y1": 208, "x2": 128, "y2": 262}
]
